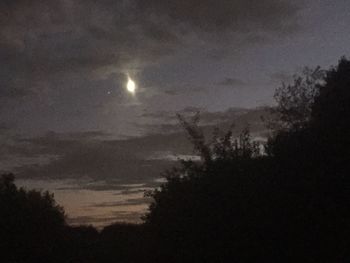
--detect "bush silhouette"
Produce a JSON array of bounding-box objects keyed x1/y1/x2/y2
[
  {"x1": 0, "y1": 174, "x2": 66, "y2": 262},
  {"x1": 145, "y1": 123, "x2": 276, "y2": 262},
  {"x1": 145, "y1": 57, "x2": 350, "y2": 262}
]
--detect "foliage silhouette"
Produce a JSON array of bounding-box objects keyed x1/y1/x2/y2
[
  {"x1": 0, "y1": 173, "x2": 66, "y2": 262},
  {"x1": 270, "y1": 66, "x2": 325, "y2": 131},
  {"x1": 145, "y1": 57, "x2": 350, "y2": 262}
]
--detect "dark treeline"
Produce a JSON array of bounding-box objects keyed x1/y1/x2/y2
[{"x1": 1, "y1": 57, "x2": 350, "y2": 262}]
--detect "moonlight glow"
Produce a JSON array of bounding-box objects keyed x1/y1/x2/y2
[{"x1": 127, "y1": 77, "x2": 136, "y2": 94}]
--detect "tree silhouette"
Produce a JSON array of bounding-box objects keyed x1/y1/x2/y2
[
  {"x1": 0, "y1": 174, "x2": 67, "y2": 262},
  {"x1": 270, "y1": 66, "x2": 325, "y2": 131},
  {"x1": 145, "y1": 57, "x2": 350, "y2": 262},
  {"x1": 145, "y1": 119, "x2": 270, "y2": 262},
  {"x1": 268, "y1": 57, "x2": 350, "y2": 170},
  {"x1": 266, "y1": 57, "x2": 350, "y2": 262}
]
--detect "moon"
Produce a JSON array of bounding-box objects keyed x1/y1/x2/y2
[{"x1": 127, "y1": 77, "x2": 136, "y2": 94}]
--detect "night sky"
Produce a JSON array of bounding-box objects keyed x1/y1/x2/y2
[{"x1": 1, "y1": 0, "x2": 350, "y2": 226}]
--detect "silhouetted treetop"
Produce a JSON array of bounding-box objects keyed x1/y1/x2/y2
[
  {"x1": 0, "y1": 173, "x2": 66, "y2": 262},
  {"x1": 271, "y1": 66, "x2": 325, "y2": 131},
  {"x1": 268, "y1": 57, "x2": 350, "y2": 168}
]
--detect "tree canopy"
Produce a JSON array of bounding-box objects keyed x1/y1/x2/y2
[
  {"x1": 145, "y1": 57, "x2": 350, "y2": 262},
  {"x1": 0, "y1": 174, "x2": 67, "y2": 262}
]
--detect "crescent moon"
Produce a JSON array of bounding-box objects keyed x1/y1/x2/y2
[{"x1": 127, "y1": 77, "x2": 136, "y2": 94}]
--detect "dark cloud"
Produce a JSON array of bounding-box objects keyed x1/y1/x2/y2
[
  {"x1": 181, "y1": 106, "x2": 203, "y2": 113},
  {"x1": 0, "y1": 0, "x2": 179, "y2": 103},
  {"x1": 4, "y1": 130, "x2": 187, "y2": 180},
  {"x1": 218, "y1": 77, "x2": 246, "y2": 87},
  {"x1": 141, "y1": 106, "x2": 270, "y2": 129},
  {"x1": 270, "y1": 71, "x2": 294, "y2": 83},
  {"x1": 55, "y1": 180, "x2": 156, "y2": 192},
  {"x1": 90, "y1": 197, "x2": 152, "y2": 209},
  {"x1": 0, "y1": 0, "x2": 302, "y2": 102},
  {"x1": 67, "y1": 211, "x2": 144, "y2": 226},
  {"x1": 67, "y1": 215, "x2": 112, "y2": 226},
  {"x1": 136, "y1": 0, "x2": 301, "y2": 33},
  {"x1": 13, "y1": 141, "x2": 172, "y2": 181},
  {"x1": 1, "y1": 107, "x2": 271, "y2": 180},
  {"x1": 0, "y1": 0, "x2": 297, "y2": 202}
]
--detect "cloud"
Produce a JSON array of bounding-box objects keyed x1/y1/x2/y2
[
  {"x1": 0, "y1": 0, "x2": 179, "y2": 104},
  {"x1": 3, "y1": 130, "x2": 188, "y2": 180},
  {"x1": 90, "y1": 197, "x2": 152, "y2": 208},
  {"x1": 270, "y1": 71, "x2": 294, "y2": 83},
  {"x1": 136, "y1": 0, "x2": 302, "y2": 34},
  {"x1": 218, "y1": 77, "x2": 246, "y2": 87},
  {"x1": 67, "y1": 211, "x2": 144, "y2": 226},
  {"x1": 0, "y1": 106, "x2": 272, "y2": 227},
  {"x1": 1, "y1": 107, "x2": 271, "y2": 180},
  {"x1": 0, "y1": 0, "x2": 303, "y2": 103},
  {"x1": 141, "y1": 106, "x2": 271, "y2": 129}
]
